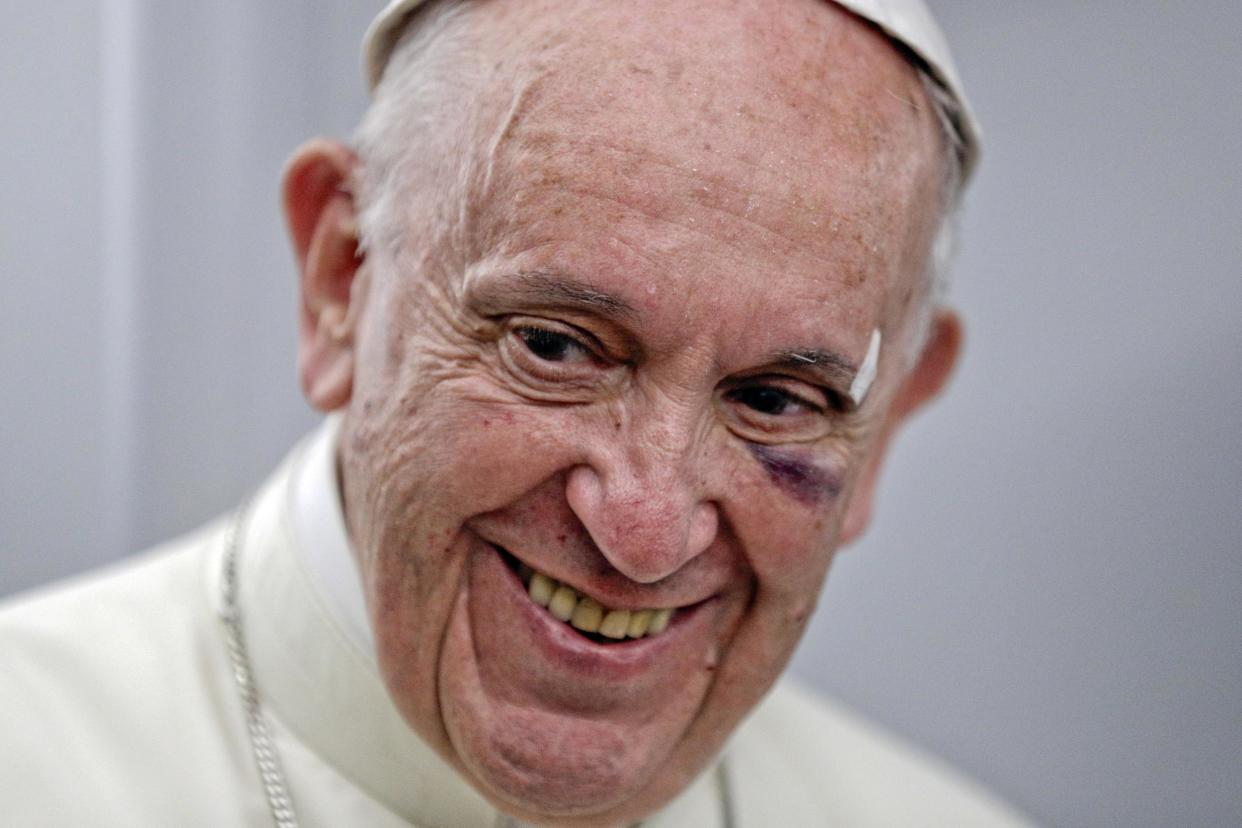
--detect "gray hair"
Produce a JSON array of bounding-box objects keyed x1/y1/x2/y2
[
  {"x1": 911, "y1": 69, "x2": 966, "y2": 359},
  {"x1": 351, "y1": 0, "x2": 966, "y2": 363},
  {"x1": 351, "y1": 0, "x2": 483, "y2": 265}
]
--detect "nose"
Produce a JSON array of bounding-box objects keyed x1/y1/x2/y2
[{"x1": 564, "y1": 409, "x2": 719, "y2": 584}]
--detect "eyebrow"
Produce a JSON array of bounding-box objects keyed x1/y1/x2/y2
[
  {"x1": 772, "y1": 348, "x2": 859, "y2": 385},
  {"x1": 478, "y1": 269, "x2": 638, "y2": 320}
]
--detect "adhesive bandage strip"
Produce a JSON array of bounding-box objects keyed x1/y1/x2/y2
[{"x1": 848, "y1": 329, "x2": 882, "y2": 407}]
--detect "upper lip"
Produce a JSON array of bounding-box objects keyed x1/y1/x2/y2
[{"x1": 487, "y1": 540, "x2": 716, "y2": 612}]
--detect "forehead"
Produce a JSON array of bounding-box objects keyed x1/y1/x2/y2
[{"x1": 438, "y1": 0, "x2": 943, "y2": 349}]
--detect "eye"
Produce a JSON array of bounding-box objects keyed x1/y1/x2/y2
[
  {"x1": 515, "y1": 325, "x2": 592, "y2": 364},
  {"x1": 725, "y1": 385, "x2": 819, "y2": 417},
  {"x1": 498, "y1": 318, "x2": 616, "y2": 396},
  {"x1": 720, "y1": 377, "x2": 839, "y2": 442}
]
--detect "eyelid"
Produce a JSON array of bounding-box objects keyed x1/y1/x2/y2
[
  {"x1": 727, "y1": 375, "x2": 838, "y2": 415},
  {"x1": 719, "y1": 396, "x2": 830, "y2": 444},
  {"x1": 506, "y1": 316, "x2": 609, "y2": 359},
  {"x1": 497, "y1": 316, "x2": 625, "y2": 401},
  {"x1": 514, "y1": 325, "x2": 591, "y2": 360}
]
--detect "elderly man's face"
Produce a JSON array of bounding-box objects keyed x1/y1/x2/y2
[{"x1": 287, "y1": 0, "x2": 955, "y2": 823}]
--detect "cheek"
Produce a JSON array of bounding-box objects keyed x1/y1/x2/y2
[
  {"x1": 746, "y1": 444, "x2": 844, "y2": 507},
  {"x1": 350, "y1": 396, "x2": 589, "y2": 738},
  {"x1": 369, "y1": 387, "x2": 587, "y2": 526},
  {"x1": 732, "y1": 444, "x2": 847, "y2": 597}
]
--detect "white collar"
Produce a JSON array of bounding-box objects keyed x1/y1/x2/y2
[{"x1": 291, "y1": 414, "x2": 374, "y2": 656}]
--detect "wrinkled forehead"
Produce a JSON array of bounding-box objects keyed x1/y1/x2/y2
[
  {"x1": 446, "y1": 0, "x2": 945, "y2": 308},
  {"x1": 467, "y1": 0, "x2": 939, "y2": 172}
]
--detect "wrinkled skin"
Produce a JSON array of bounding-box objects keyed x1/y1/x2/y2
[{"x1": 283, "y1": 0, "x2": 960, "y2": 824}]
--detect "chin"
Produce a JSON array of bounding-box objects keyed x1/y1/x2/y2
[
  {"x1": 426, "y1": 539, "x2": 720, "y2": 823},
  {"x1": 447, "y1": 699, "x2": 666, "y2": 819}
]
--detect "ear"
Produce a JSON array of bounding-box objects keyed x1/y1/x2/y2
[
  {"x1": 283, "y1": 138, "x2": 366, "y2": 412},
  {"x1": 838, "y1": 309, "x2": 963, "y2": 546}
]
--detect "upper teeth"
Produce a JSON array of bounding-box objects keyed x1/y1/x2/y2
[{"x1": 523, "y1": 567, "x2": 674, "y2": 640}]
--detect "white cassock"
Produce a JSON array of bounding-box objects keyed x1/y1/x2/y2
[{"x1": 0, "y1": 419, "x2": 1031, "y2": 827}]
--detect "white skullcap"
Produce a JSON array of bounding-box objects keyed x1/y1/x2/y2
[{"x1": 362, "y1": 0, "x2": 981, "y2": 182}]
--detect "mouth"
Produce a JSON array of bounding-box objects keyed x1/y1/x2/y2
[
  {"x1": 468, "y1": 538, "x2": 721, "y2": 687},
  {"x1": 444, "y1": 542, "x2": 725, "y2": 817},
  {"x1": 494, "y1": 546, "x2": 680, "y2": 645}
]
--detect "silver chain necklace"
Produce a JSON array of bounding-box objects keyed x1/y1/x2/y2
[
  {"x1": 217, "y1": 502, "x2": 736, "y2": 828},
  {"x1": 219, "y1": 501, "x2": 301, "y2": 828}
]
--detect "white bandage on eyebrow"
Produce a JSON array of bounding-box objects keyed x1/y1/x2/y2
[{"x1": 848, "y1": 329, "x2": 882, "y2": 407}]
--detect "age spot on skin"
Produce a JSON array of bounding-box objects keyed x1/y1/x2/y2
[{"x1": 747, "y1": 445, "x2": 842, "y2": 506}]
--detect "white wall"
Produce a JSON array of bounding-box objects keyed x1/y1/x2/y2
[
  {"x1": 2, "y1": 3, "x2": 1239, "y2": 825},
  {"x1": 2, "y1": 1, "x2": 373, "y2": 585},
  {"x1": 2, "y1": 4, "x2": 107, "y2": 589}
]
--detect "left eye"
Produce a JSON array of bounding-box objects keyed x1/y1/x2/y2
[
  {"x1": 725, "y1": 385, "x2": 818, "y2": 417},
  {"x1": 500, "y1": 320, "x2": 615, "y2": 397},
  {"x1": 514, "y1": 326, "x2": 592, "y2": 363}
]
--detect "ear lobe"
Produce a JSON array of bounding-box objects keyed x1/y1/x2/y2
[
  {"x1": 282, "y1": 139, "x2": 366, "y2": 412},
  {"x1": 838, "y1": 310, "x2": 963, "y2": 546}
]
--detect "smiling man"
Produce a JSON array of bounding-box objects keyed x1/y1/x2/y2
[{"x1": 2, "y1": 1, "x2": 1029, "y2": 826}]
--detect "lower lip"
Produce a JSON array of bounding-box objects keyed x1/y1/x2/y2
[{"x1": 471, "y1": 540, "x2": 712, "y2": 683}]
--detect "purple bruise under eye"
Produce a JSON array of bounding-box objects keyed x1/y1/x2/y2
[{"x1": 748, "y1": 445, "x2": 842, "y2": 506}]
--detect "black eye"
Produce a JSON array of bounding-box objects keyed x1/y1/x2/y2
[
  {"x1": 516, "y1": 326, "x2": 584, "y2": 362},
  {"x1": 727, "y1": 386, "x2": 799, "y2": 415}
]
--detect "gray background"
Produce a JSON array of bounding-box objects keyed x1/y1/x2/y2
[{"x1": 2, "y1": 2, "x2": 1239, "y2": 825}]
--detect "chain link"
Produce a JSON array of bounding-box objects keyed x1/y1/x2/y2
[{"x1": 219, "y1": 502, "x2": 300, "y2": 828}]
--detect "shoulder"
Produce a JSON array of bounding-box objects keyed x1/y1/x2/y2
[
  {"x1": 0, "y1": 519, "x2": 223, "y2": 662},
  {"x1": 0, "y1": 520, "x2": 244, "y2": 825},
  {"x1": 726, "y1": 678, "x2": 1035, "y2": 827}
]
